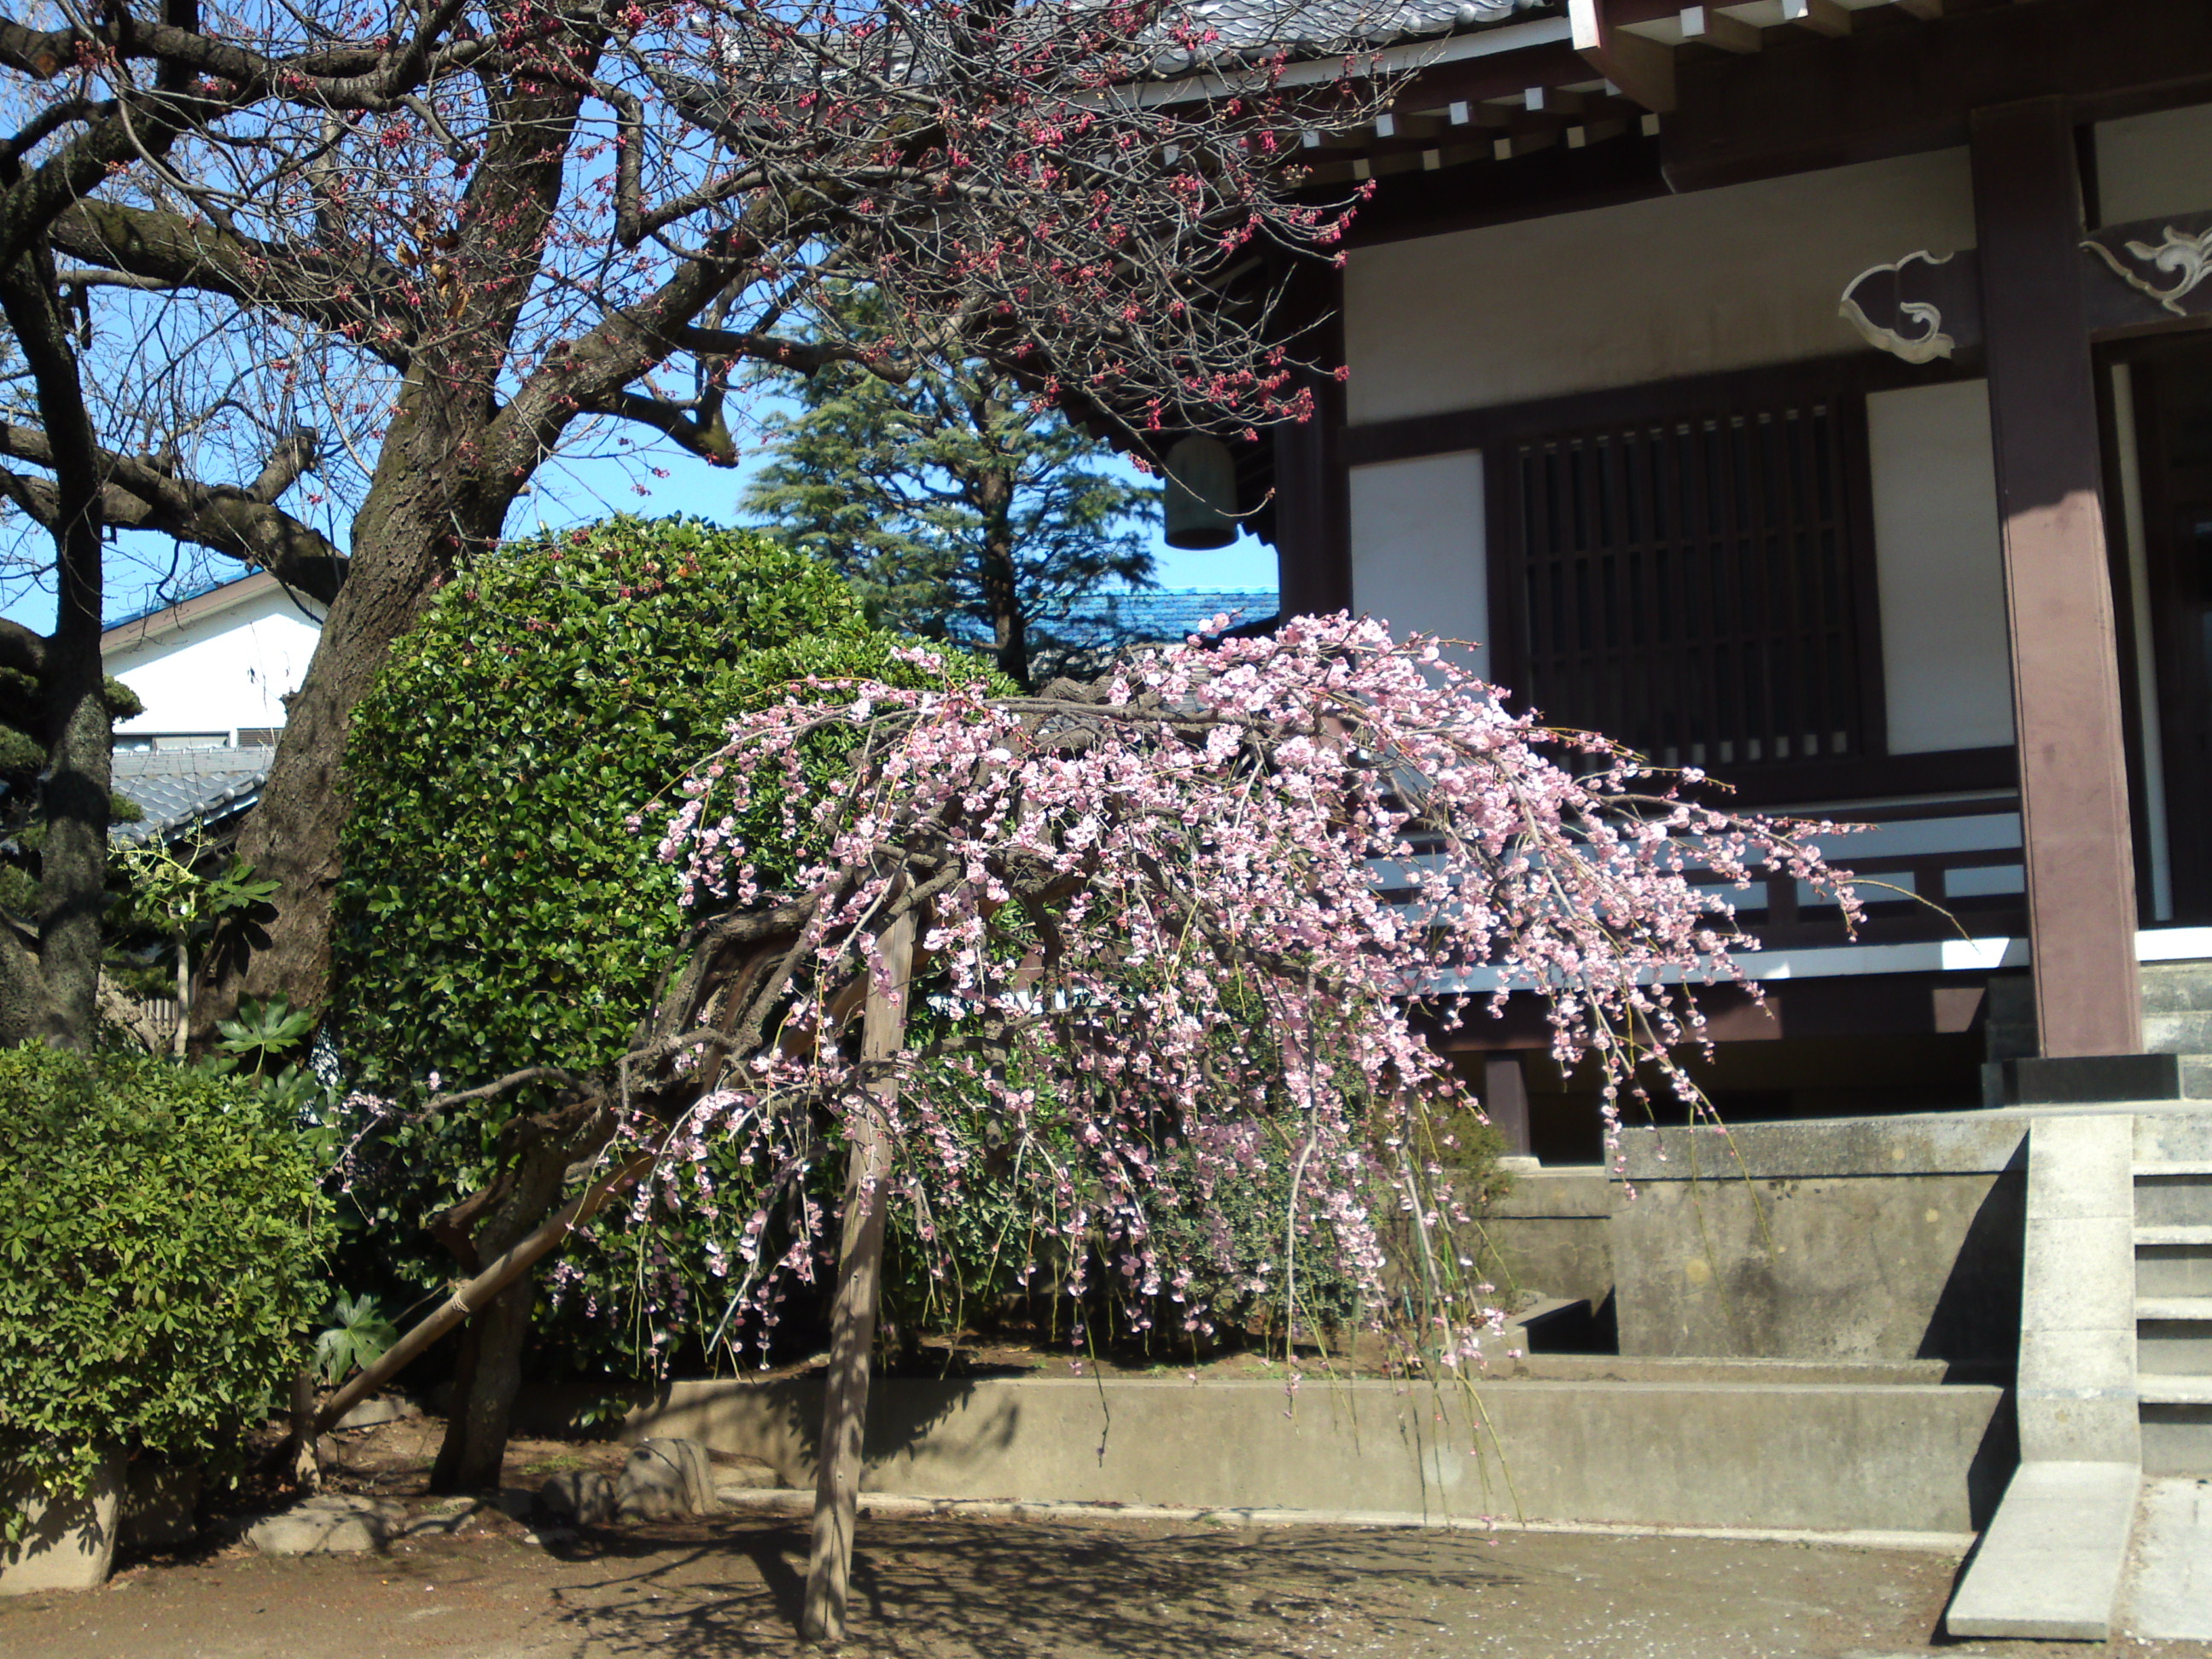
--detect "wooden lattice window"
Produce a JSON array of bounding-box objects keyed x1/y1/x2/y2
[{"x1": 1493, "y1": 391, "x2": 1877, "y2": 771}]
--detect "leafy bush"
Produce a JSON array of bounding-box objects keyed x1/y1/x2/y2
[
  {"x1": 0, "y1": 1047, "x2": 326, "y2": 1534},
  {"x1": 332, "y1": 516, "x2": 1002, "y2": 1376},
  {"x1": 337, "y1": 517, "x2": 950, "y2": 1091}
]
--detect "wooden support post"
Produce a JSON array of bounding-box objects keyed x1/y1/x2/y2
[
  {"x1": 801, "y1": 909, "x2": 916, "y2": 1645},
  {"x1": 1971, "y1": 98, "x2": 2144, "y2": 1058},
  {"x1": 1273, "y1": 261, "x2": 1352, "y2": 619},
  {"x1": 1482, "y1": 1054, "x2": 1533, "y2": 1158}
]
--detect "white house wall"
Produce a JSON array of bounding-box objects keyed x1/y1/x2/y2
[
  {"x1": 1342, "y1": 148, "x2": 1976, "y2": 425},
  {"x1": 106, "y1": 585, "x2": 321, "y2": 739},
  {"x1": 2094, "y1": 102, "x2": 2212, "y2": 228},
  {"x1": 1866, "y1": 381, "x2": 2016, "y2": 756},
  {"x1": 1348, "y1": 451, "x2": 1490, "y2": 680}
]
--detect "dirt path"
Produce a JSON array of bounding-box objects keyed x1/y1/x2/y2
[{"x1": 4, "y1": 1511, "x2": 2209, "y2": 1659}]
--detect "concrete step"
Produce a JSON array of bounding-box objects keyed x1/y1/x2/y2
[
  {"x1": 2136, "y1": 1168, "x2": 2212, "y2": 1228},
  {"x1": 2136, "y1": 1225, "x2": 2212, "y2": 1246},
  {"x1": 2138, "y1": 1296, "x2": 2212, "y2": 1322},
  {"x1": 2142, "y1": 1405, "x2": 2212, "y2": 1479},
  {"x1": 2138, "y1": 1377, "x2": 2212, "y2": 1405},
  {"x1": 2136, "y1": 1242, "x2": 2212, "y2": 1299},
  {"x1": 1946, "y1": 1460, "x2": 2139, "y2": 1640},
  {"x1": 2188, "y1": 1057, "x2": 2212, "y2": 1100}
]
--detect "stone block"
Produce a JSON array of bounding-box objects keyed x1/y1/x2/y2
[
  {"x1": 2139, "y1": 963, "x2": 2212, "y2": 1016},
  {"x1": 2001, "y1": 1053, "x2": 2182, "y2": 1106},
  {"x1": 246, "y1": 1494, "x2": 405, "y2": 1556},
  {"x1": 2019, "y1": 1323, "x2": 2134, "y2": 1392},
  {"x1": 2020, "y1": 1214, "x2": 2135, "y2": 1330},
  {"x1": 2142, "y1": 1010, "x2": 2212, "y2": 1055},
  {"x1": 1947, "y1": 1460, "x2": 2137, "y2": 1640},
  {"x1": 396, "y1": 1499, "x2": 480, "y2": 1539},
  {"x1": 2134, "y1": 1109, "x2": 2212, "y2": 1164},
  {"x1": 2016, "y1": 1385, "x2": 2141, "y2": 1465},
  {"x1": 710, "y1": 1456, "x2": 783, "y2": 1499},
  {"x1": 333, "y1": 1394, "x2": 419, "y2": 1432},
  {"x1": 617, "y1": 1438, "x2": 714, "y2": 1520},
  {"x1": 2025, "y1": 1115, "x2": 2134, "y2": 1220},
  {"x1": 537, "y1": 1470, "x2": 616, "y2": 1526},
  {"x1": 0, "y1": 1455, "x2": 122, "y2": 1595}
]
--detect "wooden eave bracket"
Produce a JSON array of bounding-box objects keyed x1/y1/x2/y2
[{"x1": 1569, "y1": 0, "x2": 1676, "y2": 114}]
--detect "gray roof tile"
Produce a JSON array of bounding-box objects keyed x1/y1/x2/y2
[{"x1": 111, "y1": 748, "x2": 273, "y2": 843}]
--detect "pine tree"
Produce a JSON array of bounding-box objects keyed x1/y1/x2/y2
[{"x1": 742, "y1": 294, "x2": 1155, "y2": 689}]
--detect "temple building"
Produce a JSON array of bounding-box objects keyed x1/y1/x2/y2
[{"x1": 1163, "y1": 3, "x2": 2212, "y2": 1635}]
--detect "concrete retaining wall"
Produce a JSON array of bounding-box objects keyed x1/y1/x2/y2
[
  {"x1": 1480, "y1": 1169, "x2": 1613, "y2": 1309},
  {"x1": 1610, "y1": 1115, "x2": 2029, "y2": 1368},
  {"x1": 632, "y1": 1371, "x2": 2013, "y2": 1535}
]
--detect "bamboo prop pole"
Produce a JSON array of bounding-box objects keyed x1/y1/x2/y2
[
  {"x1": 310, "y1": 1149, "x2": 659, "y2": 1440},
  {"x1": 801, "y1": 909, "x2": 916, "y2": 1644}
]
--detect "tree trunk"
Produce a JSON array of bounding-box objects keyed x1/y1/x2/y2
[
  {"x1": 195, "y1": 393, "x2": 515, "y2": 1040},
  {"x1": 0, "y1": 252, "x2": 108, "y2": 1049},
  {"x1": 426, "y1": 1103, "x2": 617, "y2": 1492},
  {"x1": 977, "y1": 477, "x2": 1027, "y2": 690},
  {"x1": 802, "y1": 910, "x2": 915, "y2": 1644},
  {"x1": 428, "y1": 1273, "x2": 534, "y2": 1493}
]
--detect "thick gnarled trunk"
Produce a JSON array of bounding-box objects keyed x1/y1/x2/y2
[
  {"x1": 197, "y1": 391, "x2": 514, "y2": 1037},
  {"x1": 0, "y1": 252, "x2": 110, "y2": 1049}
]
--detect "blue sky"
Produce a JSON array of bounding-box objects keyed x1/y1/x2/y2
[{"x1": 17, "y1": 428, "x2": 1279, "y2": 633}]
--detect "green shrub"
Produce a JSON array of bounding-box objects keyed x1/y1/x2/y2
[
  {"x1": 333, "y1": 516, "x2": 1004, "y2": 1376},
  {"x1": 0, "y1": 1047, "x2": 326, "y2": 1534}
]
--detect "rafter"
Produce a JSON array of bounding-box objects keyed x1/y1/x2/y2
[{"x1": 1568, "y1": 0, "x2": 1677, "y2": 114}]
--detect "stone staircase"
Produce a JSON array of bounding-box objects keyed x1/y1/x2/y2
[
  {"x1": 2134, "y1": 1112, "x2": 2212, "y2": 1476},
  {"x1": 2140, "y1": 961, "x2": 2212, "y2": 1102}
]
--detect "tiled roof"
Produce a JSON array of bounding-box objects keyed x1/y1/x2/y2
[
  {"x1": 1168, "y1": 0, "x2": 1537, "y2": 61},
  {"x1": 946, "y1": 589, "x2": 1279, "y2": 655},
  {"x1": 111, "y1": 748, "x2": 273, "y2": 843},
  {"x1": 1060, "y1": 588, "x2": 1279, "y2": 645}
]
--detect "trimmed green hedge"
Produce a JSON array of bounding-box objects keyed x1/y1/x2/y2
[
  {"x1": 332, "y1": 517, "x2": 1003, "y2": 1374},
  {"x1": 335, "y1": 516, "x2": 963, "y2": 1095},
  {"x1": 0, "y1": 1048, "x2": 326, "y2": 1533}
]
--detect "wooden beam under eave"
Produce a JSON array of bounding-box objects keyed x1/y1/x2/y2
[
  {"x1": 1891, "y1": 0, "x2": 1942, "y2": 17},
  {"x1": 1569, "y1": 0, "x2": 1677, "y2": 114},
  {"x1": 1680, "y1": 6, "x2": 1761, "y2": 53},
  {"x1": 1783, "y1": 0, "x2": 1852, "y2": 37}
]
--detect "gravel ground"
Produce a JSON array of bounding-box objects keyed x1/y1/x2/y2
[{"x1": 5, "y1": 1510, "x2": 2210, "y2": 1659}]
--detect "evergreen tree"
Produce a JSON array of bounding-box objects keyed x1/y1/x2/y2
[{"x1": 742, "y1": 293, "x2": 1155, "y2": 689}]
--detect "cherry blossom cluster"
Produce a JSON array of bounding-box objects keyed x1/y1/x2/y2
[{"x1": 636, "y1": 614, "x2": 1858, "y2": 1366}]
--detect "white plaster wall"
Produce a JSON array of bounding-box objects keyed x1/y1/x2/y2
[
  {"x1": 1343, "y1": 149, "x2": 1976, "y2": 425},
  {"x1": 1348, "y1": 451, "x2": 1489, "y2": 679},
  {"x1": 1866, "y1": 380, "x2": 2014, "y2": 756},
  {"x1": 2095, "y1": 102, "x2": 2212, "y2": 227},
  {"x1": 105, "y1": 587, "x2": 322, "y2": 737}
]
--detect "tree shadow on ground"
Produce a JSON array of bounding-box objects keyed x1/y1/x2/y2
[{"x1": 542, "y1": 1515, "x2": 1535, "y2": 1658}]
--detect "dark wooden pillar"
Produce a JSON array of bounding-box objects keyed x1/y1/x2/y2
[
  {"x1": 1272, "y1": 260, "x2": 1353, "y2": 618},
  {"x1": 1482, "y1": 1054, "x2": 1533, "y2": 1159},
  {"x1": 1971, "y1": 98, "x2": 2143, "y2": 1057}
]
